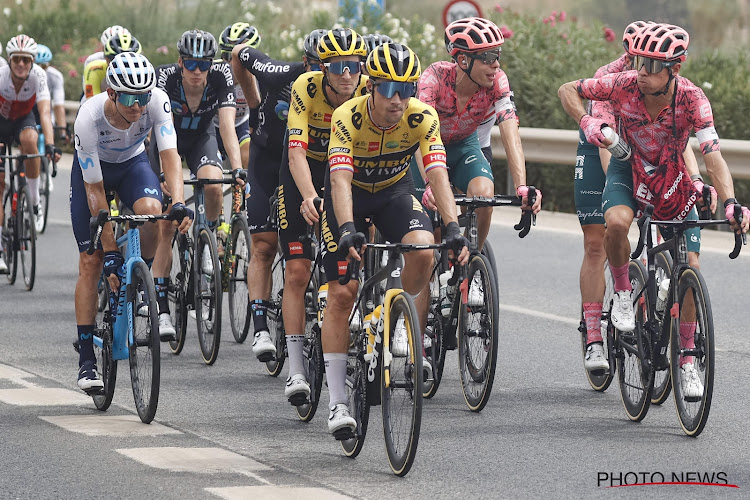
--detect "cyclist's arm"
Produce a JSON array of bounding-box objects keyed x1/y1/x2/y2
[
  {"x1": 683, "y1": 142, "x2": 699, "y2": 177},
  {"x1": 288, "y1": 147, "x2": 316, "y2": 198},
  {"x1": 36, "y1": 100, "x2": 55, "y2": 149},
  {"x1": 150, "y1": 89, "x2": 184, "y2": 206},
  {"x1": 703, "y1": 151, "x2": 736, "y2": 204},
  {"x1": 287, "y1": 77, "x2": 318, "y2": 201},
  {"x1": 218, "y1": 106, "x2": 243, "y2": 174},
  {"x1": 558, "y1": 81, "x2": 588, "y2": 124},
  {"x1": 53, "y1": 105, "x2": 67, "y2": 133},
  {"x1": 497, "y1": 118, "x2": 526, "y2": 191},
  {"x1": 84, "y1": 179, "x2": 118, "y2": 252},
  {"x1": 231, "y1": 45, "x2": 261, "y2": 109}
]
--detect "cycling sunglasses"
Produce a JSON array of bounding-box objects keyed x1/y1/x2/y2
[
  {"x1": 10, "y1": 55, "x2": 34, "y2": 65},
  {"x1": 182, "y1": 58, "x2": 212, "y2": 72},
  {"x1": 372, "y1": 81, "x2": 417, "y2": 99},
  {"x1": 633, "y1": 55, "x2": 676, "y2": 74},
  {"x1": 470, "y1": 49, "x2": 501, "y2": 65},
  {"x1": 324, "y1": 60, "x2": 361, "y2": 75},
  {"x1": 309, "y1": 62, "x2": 322, "y2": 72},
  {"x1": 117, "y1": 91, "x2": 152, "y2": 107}
]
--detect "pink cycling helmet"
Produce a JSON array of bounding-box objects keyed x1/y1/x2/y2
[
  {"x1": 622, "y1": 20, "x2": 654, "y2": 53},
  {"x1": 445, "y1": 17, "x2": 503, "y2": 57},
  {"x1": 630, "y1": 23, "x2": 689, "y2": 62}
]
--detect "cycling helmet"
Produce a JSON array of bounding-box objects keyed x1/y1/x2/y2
[
  {"x1": 363, "y1": 34, "x2": 394, "y2": 55},
  {"x1": 445, "y1": 17, "x2": 503, "y2": 57},
  {"x1": 630, "y1": 23, "x2": 689, "y2": 62},
  {"x1": 106, "y1": 52, "x2": 156, "y2": 93},
  {"x1": 177, "y1": 29, "x2": 217, "y2": 60},
  {"x1": 622, "y1": 20, "x2": 654, "y2": 53},
  {"x1": 104, "y1": 32, "x2": 142, "y2": 58},
  {"x1": 219, "y1": 23, "x2": 260, "y2": 54},
  {"x1": 316, "y1": 28, "x2": 367, "y2": 61},
  {"x1": 303, "y1": 29, "x2": 327, "y2": 62},
  {"x1": 6, "y1": 35, "x2": 38, "y2": 58},
  {"x1": 100, "y1": 25, "x2": 129, "y2": 47},
  {"x1": 365, "y1": 43, "x2": 420, "y2": 82},
  {"x1": 35, "y1": 44, "x2": 53, "y2": 64}
]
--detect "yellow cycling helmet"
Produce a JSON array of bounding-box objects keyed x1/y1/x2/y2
[
  {"x1": 316, "y1": 28, "x2": 367, "y2": 61},
  {"x1": 365, "y1": 43, "x2": 420, "y2": 82}
]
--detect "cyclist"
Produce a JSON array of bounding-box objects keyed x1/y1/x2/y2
[
  {"x1": 0, "y1": 35, "x2": 60, "y2": 272},
  {"x1": 0, "y1": 44, "x2": 6, "y2": 68},
  {"x1": 81, "y1": 31, "x2": 141, "y2": 104},
  {"x1": 34, "y1": 44, "x2": 69, "y2": 142},
  {"x1": 320, "y1": 43, "x2": 469, "y2": 435},
  {"x1": 259, "y1": 28, "x2": 369, "y2": 405},
  {"x1": 80, "y1": 25, "x2": 130, "y2": 102},
  {"x1": 559, "y1": 23, "x2": 750, "y2": 397},
  {"x1": 231, "y1": 29, "x2": 324, "y2": 369},
  {"x1": 151, "y1": 29, "x2": 244, "y2": 334},
  {"x1": 71, "y1": 53, "x2": 191, "y2": 391}
]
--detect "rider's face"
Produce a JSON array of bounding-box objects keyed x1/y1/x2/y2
[
  {"x1": 324, "y1": 56, "x2": 361, "y2": 95},
  {"x1": 9, "y1": 54, "x2": 34, "y2": 80}
]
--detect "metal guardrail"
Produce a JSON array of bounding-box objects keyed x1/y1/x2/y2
[{"x1": 65, "y1": 100, "x2": 750, "y2": 179}]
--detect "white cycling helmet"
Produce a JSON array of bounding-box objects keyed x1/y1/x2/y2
[
  {"x1": 6, "y1": 35, "x2": 38, "y2": 58},
  {"x1": 106, "y1": 52, "x2": 156, "y2": 93},
  {"x1": 100, "y1": 25, "x2": 131, "y2": 47}
]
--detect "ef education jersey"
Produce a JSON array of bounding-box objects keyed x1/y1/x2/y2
[
  {"x1": 237, "y1": 46, "x2": 305, "y2": 151},
  {"x1": 328, "y1": 94, "x2": 447, "y2": 193}
]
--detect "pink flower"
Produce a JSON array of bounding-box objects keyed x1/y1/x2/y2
[
  {"x1": 68, "y1": 69, "x2": 78, "y2": 78},
  {"x1": 552, "y1": 10, "x2": 557, "y2": 17},
  {"x1": 494, "y1": 4, "x2": 503, "y2": 13},
  {"x1": 567, "y1": 39, "x2": 571, "y2": 45},
  {"x1": 61, "y1": 43, "x2": 72, "y2": 53},
  {"x1": 156, "y1": 45, "x2": 169, "y2": 55},
  {"x1": 78, "y1": 56, "x2": 86, "y2": 63},
  {"x1": 560, "y1": 33, "x2": 568, "y2": 39},
  {"x1": 542, "y1": 17, "x2": 549, "y2": 24},
  {"x1": 500, "y1": 26, "x2": 513, "y2": 39},
  {"x1": 549, "y1": 16, "x2": 556, "y2": 27},
  {"x1": 603, "y1": 27, "x2": 616, "y2": 42},
  {"x1": 559, "y1": 11, "x2": 567, "y2": 21}
]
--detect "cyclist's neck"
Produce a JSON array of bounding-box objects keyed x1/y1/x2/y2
[{"x1": 104, "y1": 99, "x2": 134, "y2": 130}]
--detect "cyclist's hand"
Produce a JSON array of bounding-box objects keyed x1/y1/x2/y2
[
  {"x1": 169, "y1": 202, "x2": 194, "y2": 234},
  {"x1": 103, "y1": 250, "x2": 124, "y2": 292},
  {"x1": 45, "y1": 143, "x2": 61, "y2": 163},
  {"x1": 338, "y1": 222, "x2": 366, "y2": 262},
  {"x1": 232, "y1": 168, "x2": 246, "y2": 188},
  {"x1": 301, "y1": 196, "x2": 322, "y2": 225},
  {"x1": 517, "y1": 185, "x2": 542, "y2": 214},
  {"x1": 421, "y1": 183, "x2": 437, "y2": 211},
  {"x1": 693, "y1": 179, "x2": 718, "y2": 214},
  {"x1": 724, "y1": 200, "x2": 750, "y2": 234},
  {"x1": 579, "y1": 115, "x2": 609, "y2": 148},
  {"x1": 445, "y1": 221, "x2": 469, "y2": 266}
]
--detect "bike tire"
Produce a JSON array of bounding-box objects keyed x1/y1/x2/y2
[
  {"x1": 37, "y1": 157, "x2": 50, "y2": 234},
  {"x1": 265, "y1": 252, "x2": 286, "y2": 376},
  {"x1": 4, "y1": 189, "x2": 18, "y2": 285},
  {"x1": 423, "y1": 262, "x2": 447, "y2": 399},
  {"x1": 651, "y1": 251, "x2": 673, "y2": 405},
  {"x1": 129, "y1": 260, "x2": 160, "y2": 423},
  {"x1": 168, "y1": 231, "x2": 189, "y2": 355},
  {"x1": 480, "y1": 240, "x2": 499, "y2": 297},
  {"x1": 195, "y1": 229, "x2": 222, "y2": 365},
  {"x1": 670, "y1": 267, "x2": 714, "y2": 437},
  {"x1": 341, "y1": 326, "x2": 370, "y2": 458},
  {"x1": 93, "y1": 312, "x2": 117, "y2": 411},
  {"x1": 228, "y1": 215, "x2": 252, "y2": 343},
  {"x1": 17, "y1": 186, "x2": 36, "y2": 291},
  {"x1": 458, "y1": 253, "x2": 499, "y2": 412},
  {"x1": 295, "y1": 271, "x2": 324, "y2": 422},
  {"x1": 616, "y1": 259, "x2": 653, "y2": 422}
]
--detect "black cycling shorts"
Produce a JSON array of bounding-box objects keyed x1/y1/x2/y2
[
  {"x1": 0, "y1": 113, "x2": 37, "y2": 145},
  {"x1": 246, "y1": 141, "x2": 283, "y2": 234}
]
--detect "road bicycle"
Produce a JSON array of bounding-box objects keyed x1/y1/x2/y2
[
  {"x1": 35, "y1": 125, "x2": 60, "y2": 234},
  {"x1": 85, "y1": 209, "x2": 173, "y2": 423},
  {"x1": 225, "y1": 180, "x2": 253, "y2": 343}
]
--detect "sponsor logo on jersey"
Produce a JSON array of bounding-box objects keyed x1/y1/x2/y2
[
  {"x1": 288, "y1": 140, "x2": 307, "y2": 149},
  {"x1": 288, "y1": 128, "x2": 303, "y2": 136},
  {"x1": 329, "y1": 154, "x2": 352, "y2": 166},
  {"x1": 251, "y1": 60, "x2": 291, "y2": 73},
  {"x1": 429, "y1": 144, "x2": 444, "y2": 151},
  {"x1": 386, "y1": 141, "x2": 398, "y2": 149},
  {"x1": 288, "y1": 242, "x2": 303, "y2": 255},
  {"x1": 324, "y1": 113, "x2": 332, "y2": 122},
  {"x1": 368, "y1": 142, "x2": 379, "y2": 152},
  {"x1": 79, "y1": 155, "x2": 94, "y2": 170},
  {"x1": 329, "y1": 147, "x2": 351, "y2": 154}
]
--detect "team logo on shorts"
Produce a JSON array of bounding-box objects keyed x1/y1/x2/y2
[{"x1": 288, "y1": 242, "x2": 303, "y2": 255}]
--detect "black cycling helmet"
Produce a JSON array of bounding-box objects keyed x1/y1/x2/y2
[
  {"x1": 104, "y1": 32, "x2": 141, "y2": 59},
  {"x1": 177, "y1": 29, "x2": 217, "y2": 60},
  {"x1": 363, "y1": 34, "x2": 394, "y2": 55},
  {"x1": 303, "y1": 29, "x2": 328, "y2": 62}
]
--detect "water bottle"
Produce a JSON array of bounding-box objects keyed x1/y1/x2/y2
[
  {"x1": 601, "y1": 126, "x2": 632, "y2": 161},
  {"x1": 439, "y1": 268, "x2": 454, "y2": 317},
  {"x1": 366, "y1": 305, "x2": 382, "y2": 357},
  {"x1": 316, "y1": 282, "x2": 328, "y2": 328},
  {"x1": 655, "y1": 278, "x2": 670, "y2": 320}
]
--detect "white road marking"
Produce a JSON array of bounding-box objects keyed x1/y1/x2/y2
[
  {"x1": 498, "y1": 304, "x2": 579, "y2": 326},
  {"x1": 0, "y1": 364, "x2": 38, "y2": 388},
  {"x1": 206, "y1": 486, "x2": 352, "y2": 500},
  {"x1": 40, "y1": 414, "x2": 182, "y2": 436},
  {"x1": 116, "y1": 447, "x2": 272, "y2": 473},
  {"x1": 0, "y1": 387, "x2": 91, "y2": 406}
]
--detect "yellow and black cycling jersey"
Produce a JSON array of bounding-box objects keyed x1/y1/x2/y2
[
  {"x1": 83, "y1": 59, "x2": 108, "y2": 100},
  {"x1": 328, "y1": 94, "x2": 447, "y2": 193},
  {"x1": 287, "y1": 71, "x2": 368, "y2": 163}
]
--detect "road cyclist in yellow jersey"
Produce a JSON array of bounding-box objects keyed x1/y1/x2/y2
[
  {"x1": 81, "y1": 31, "x2": 141, "y2": 103},
  {"x1": 80, "y1": 26, "x2": 131, "y2": 102}
]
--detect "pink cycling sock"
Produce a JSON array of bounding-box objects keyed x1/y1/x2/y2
[
  {"x1": 680, "y1": 322, "x2": 697, "y2": 366},
  {"x1": 583, "y1": 302, "x2": 603, "y2": 344},
  {"x1": 610, "y1": 262, "x2": 632, "y2": 292}
]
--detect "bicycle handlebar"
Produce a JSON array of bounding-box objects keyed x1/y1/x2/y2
[
  {"x1": 454, "y1": 186, "x2": 537, "y2": 238},
  {"x1": 86, "y1": 209, "x2": 174, "y2": 255}
]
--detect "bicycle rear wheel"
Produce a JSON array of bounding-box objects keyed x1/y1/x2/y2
[
  {"x1": 3, "y1": 189, "x2": 18, "y2": 284},
  {"x1": 168, "y1": 231, "x2": 190, "y2": 355},
  {"x1": 265, "y1": 252, "x2": 286, "y2": 376},
  {"x1": 651, "y1": 251, "x2": 673, "y2": 405},
  {"x1": 423, "y1": 264, "x2": 447, "y2": 399},
  {"x1": 382, "y1": 291, "x2": 422, "y2": 477},
  {"x1": 458, "y1": 253, "x2": 499, "y2": 412},
  {"x1": 228, "y1": 215, "x2": 252, "y2": 343},
  {"x1": 195, "y1": 229, "x2": 222, "y2": 365},
  {"x1": 17, "y1": 186, "x2": 36, "y2": 291},
  {"x1": 341, "y1": 328, "x2": 370, "y2": 458},
  {"x1": 670, "y1": 267, "x2": 714, "y2": 437},
  {"x1": 295, "y1": 271, "x2": 324, "y2": 422},
  {"x1": 129, "y1": 260, "x2": 160, "y2": 423},
  {"x1": 616, "y1": 259, "x2": 653, "y2": 422},
  {"x1": 93, "y1": 314, "x2": 117, "y2": 411},
  {"x1": 37, "y1": 157, "x2": 50, "y2": 234}
]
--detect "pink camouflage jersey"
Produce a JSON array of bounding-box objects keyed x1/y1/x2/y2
[
  {"x1": 417, "y1": 61, "x2": 516, "y2": 145},
  {"x1": 587, "y1": 53, "x2": 630, "y2": 125},
  {"x1": 577, "y1": 71, "x2": 719, "y2": 220}
]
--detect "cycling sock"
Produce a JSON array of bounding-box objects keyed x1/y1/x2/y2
[
  {"x1": 610, "y1": 262, "x2": 632, "y2": 292},
  {"x1": 324, "y1": 353, "x2": 348, "y2": 407},
  {"x1": 679, "y1": 321, "x2": 697, "y2": 366},
  {"x1": 583, "y1": 302, "x2": 603, "y2": 344},
  {"x1": 27, "y1": 177, "x2": 40, "y2": 206},
  {"x1": 143, "y1": 257, "x2": 154, "y2": 269},
  {"x1": 207, "y1": 219, "x2": 218, "y2": 231},
  {"x1": 77, "y1": 325, "x2": 96, "y2": 366},
  {"x1": 251, "y1": 299, "x2": 269, "y2": 332},
  {"x1": 154, "y1": 277, "x2": 170, "y2": 315},
  {"x1": 286, "y1": 334, "x2": 305, "y2": 377}
]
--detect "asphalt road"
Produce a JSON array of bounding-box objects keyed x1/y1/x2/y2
[{"x1": 1, "y1": 154, "x2": 749, "y2": 499}]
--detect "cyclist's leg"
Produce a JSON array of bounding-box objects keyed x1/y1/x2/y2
[
  {"x1": 237, "y1": 122, "x2": 251, "y2": 171},
  {"x1": 0, "y1": 123, "x2": 12, "y2": 237},
  {"x1": 188, "y1": 132, "x2": 224, "y2": 224},
  {"x1": 17, "y1": 115, "x2": 41, "y2": 206}
]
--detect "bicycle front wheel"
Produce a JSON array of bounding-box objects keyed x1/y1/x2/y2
[
  {"x1": 341, "y1": 325, "x2": 370, "y2": 458},
  {"x1": 168, "y1": 231, "x2": 189, "y2": 355},
  {"x1": 423, "y1": 263, "x2": 447, "y2": 399},
  {"x1": 458, "y1": 253, "x2": 499, "y2": 412},
  {"x1": 295, "y1": 272, "x2": 324, "y2": 422},
  {"x1": 93, "y1": 319, "x2": 117, "y2": 411},
  {"x1": 17, "y1": 186, "x2": 36, "y2": 291},
  {"x1": 195, "y1": 229, "x2": 222, "y2": 365},
  {"x1": 670, "y1": 267, "x2": 714, "y2": 437},
  {"x1": 265, "y1": 252, "x2": 286, "y2": 376},
  {"x1": 3, "y1": 189, "x2": 18, "y2": 284},
  {"x1": 382, "y1": 291, "x2": 422, "y2": 477},
  {"x1": 37, "y1": 157, "x2": 50, "y2": 234},
  {"x1": 228, "y1": 215, "x2": 252, "y2": 343},
  {"x1": 651, "y1": 251, "x2": 673, "y2": 405},
  {"x1": 129, "y1": 260, "x2": 160, "y2": 423}
]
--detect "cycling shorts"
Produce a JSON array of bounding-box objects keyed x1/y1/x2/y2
[
  {"x1": 574, "y1": 129, "x2": 606, "y2": 226},
  {"x1": 179, "y1": 130, "x2": 223, "y2": 175},
  {"x1": 70, "y1": 150, "x2": 162, "y2": 253},
  {"x1": 320, "y1": 174, "x2": 431, "y2": 283},
  {"x1": 215, "y1": 122, "x2": 251, "y2": 158},
  {"x1": 602, "y1": 156, "x2": 700, "y2": 253},
  {"x1": 0, "y1": 113, "x2": 37, "y2": 145},
  {"x1": 445, "y1": 131, "x2": 494, "y2": 193},
  {"x1": 246, "y1": 142, "x2": 283, "y2": 234}
]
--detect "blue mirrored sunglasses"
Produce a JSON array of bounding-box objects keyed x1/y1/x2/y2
[
  {"x1": 183, "y1": 58, "x2": 212, "y2": 72},
  {"x1": 324, "y1": 60, "x2": 361, "y2": 75},
  {"x1": 309, "y1": 62, "x2": 322, "y2": 72},
  {"x1": 117, "y1": 91, "x2": 152, "y2": 107},
  {"x1": 373, "y1": 81, "x2": 416, "y2": 99}
]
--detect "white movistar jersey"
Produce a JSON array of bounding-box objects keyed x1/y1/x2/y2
[{"x1": 74, "y1": 89, "x2": 177, "y2": 184}]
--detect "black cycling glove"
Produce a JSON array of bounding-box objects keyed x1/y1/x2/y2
[
  {"x1": 445, "y1": 221, "x2": 468, "y2": 257},
  {"x1": 338, "y1": 222, "x2": 366, "y2": 254},
  {"x1": 169, "y1": 202, "x2": 194, "y2": 222},
  {"x1": 103, "y1": 250, "x2": 124, "y2": 279}
]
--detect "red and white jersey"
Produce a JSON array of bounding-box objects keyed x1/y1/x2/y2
[{"x1": 0, "y1": 64, "x2": 50, "y2": 121}]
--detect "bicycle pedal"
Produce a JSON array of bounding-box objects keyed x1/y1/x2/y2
[
  {"x1": 444, "y1": 335, "x2": 457, "y2": 351},
  {"x1": 159, "y1": 333, "x2": 177, "y2": 342},
  {"x1": 684, "y1": 395, "x2": 701, "y2": 403},
  {"x1": 333, "y1": 428, "x2": 355, "y2": 441},
  {"x1": 288, "y1": 394, "x2": 309, "y2": 407},
  {"x1": 83, "y1": 387, "x2": 104, "y2": 396}
]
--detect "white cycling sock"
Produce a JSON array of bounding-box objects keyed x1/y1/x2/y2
[
  {"x1": 286, "y1": 334, "x2": 305, "y2": 378},
  {"x1": 324, "y1": 352, "x2": 348, "y2": 407},
  {"x1": 26, "y1": 177, "x2": 40, "y2": 206}
]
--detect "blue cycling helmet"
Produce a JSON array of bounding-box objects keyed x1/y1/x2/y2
[{"x1": 36, "y1": 44, "x2": 53, "y2": 64}]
